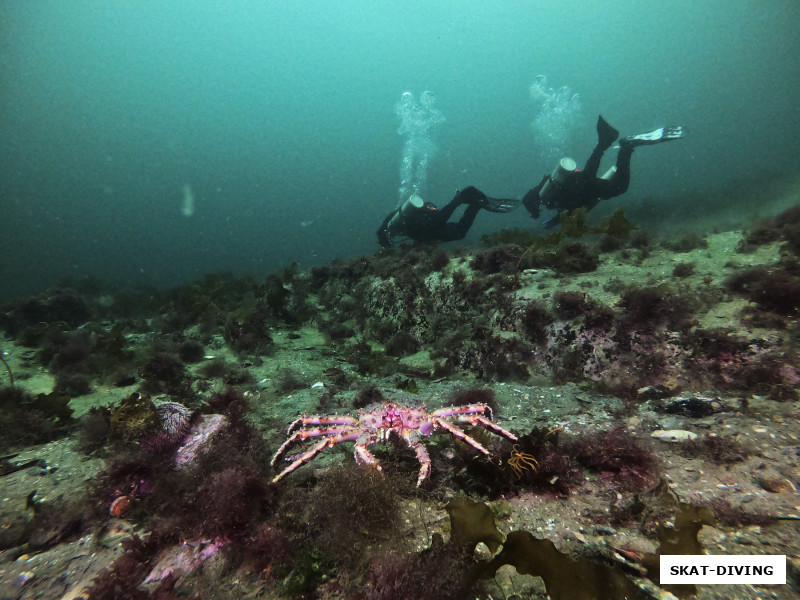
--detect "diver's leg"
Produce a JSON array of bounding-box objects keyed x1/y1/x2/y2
[
  {"x1": 441, "y1": 204, "x2": 480, "y2": 241},
  {"x1": 595, "y1": 145, "x2": 633, "y2": 198},
  {"x1": 438, "y1": 187, "x2": 483, "y2": 220},
  {"x1": 437, "y1": 195, "x2": 462, "y2": 221},
  {"x1": 582, "y1": 145, "x2": 605, "y2": 179}
]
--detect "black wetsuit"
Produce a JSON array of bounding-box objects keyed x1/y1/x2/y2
[
  {"x1": 377, "y1": 186, "x2": 487, "y2": 248},
  {"x1": 523, "y1": 142, "x2": 634, "y2": 219}
]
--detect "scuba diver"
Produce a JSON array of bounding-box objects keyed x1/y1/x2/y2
[
  {"x1": 377, "y1": 186, "x2": 518, "y2": 248},
  {"x1": 523, "y1": 115, "x2": 685, "y2": 228}
]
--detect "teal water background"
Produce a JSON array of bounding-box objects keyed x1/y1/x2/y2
[{"x1": 2, "y1": 1, "x2": 799, "y2": 300}]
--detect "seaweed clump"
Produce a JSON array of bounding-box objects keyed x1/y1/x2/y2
[
  {"x1": 353, "y1": 383, "x2": 385, "y2": 409},
  {"x1": 225, "y1": 304, "x2": 274, "y2": 355},
  {"x1": 138, "y1": 352, "x2": 193, "y2": 398},
  {"x1": 672, "y1": 262, "x2": 696, "y2": 278},
  {"x1": 552, "y1": 290, "x2": 593, "y2": 320},
  {"x1": 725, "y1": 266, "x2": 800, "y2": 316},
  {"x1": 546, "y1": 241, "x2": 599, "y2": 274},
  {"x1": 0, "y1": 288, "x2": 92, "y2": 338},
  {"x1": 465, "y1": 426, "x2": 657, "y2": 498},
  {"x1": 520, "y1": 300, "x2": 553, "y2": 345},
  {"x1": 478, "y1": 207, "x2": 637, "y2": 274},
  {"x1": 302, "y1": 465, "x2": 402, "y2": 573},
  {"x1": 470, "y1": 245, "x2": 524, "y2": 275},
  {"x1": 740, "y1": 204, "x2": 800, "y2": 253},
  {"x1": 680, "y1": 434, "x2": 748, "y2": 464},
  {"x1": 616, "y1": 284, "x2": 690, "y2": 336},
  {"x1": 363, "y1": 545, "x2": 471, "y2": 600},
  {"x1": 662, "y1": 230, "x2": 708, "y2": 253},
  {"x1": 0, "y1": 386, "x2": 74, "y2": 452},
  {"x1": 566, "y1": 426, "x2": 658, "y2": 490}
]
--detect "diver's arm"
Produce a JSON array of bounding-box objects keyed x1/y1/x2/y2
[{"x1": 522, "y1": 175, "x2": 548, "y2": 219}]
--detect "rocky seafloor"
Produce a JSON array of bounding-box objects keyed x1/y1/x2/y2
[{"x1": 1, "y1": 205, "x2": 800, "y2": 600}]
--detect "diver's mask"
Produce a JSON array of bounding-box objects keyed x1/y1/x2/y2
[
  {"x1": 387, "y1": 194, "x2": 425, "y2": 233},
  {"x1": 539, "y1": 157, "x2": 578, "y2": 209}
]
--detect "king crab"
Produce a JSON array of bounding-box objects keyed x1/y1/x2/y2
[{"x1": 270, "y1": 401, "x2": 518, "y2": 486}]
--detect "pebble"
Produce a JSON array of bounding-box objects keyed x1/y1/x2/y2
[
  {"x1": 16, "y1": 571, "x2": 34, "y2": 588},
  {"x1": 473, "y1": 542, "x2": 492, "y2": 561}
]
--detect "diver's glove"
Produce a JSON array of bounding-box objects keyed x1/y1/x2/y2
[
  {"x1": 542, "y1": 217, "x2": 558, "y2": 230},
  {"x1": 522, "y1": 183, "x2": 545, "y2": 219},
  {"x1": 620, "y1": 126, "x2": 685, "y2": 148}
]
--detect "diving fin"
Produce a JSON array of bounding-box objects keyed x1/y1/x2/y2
[
  {"x1": 482, "y1": 196, "x2": 521, "y2": 213},
  {"x1": 597, "y1": 115, "x2": 619, "y2": 150},
  {"x1": 621, "y1": 125, "x2": 685, "y2": 148}
]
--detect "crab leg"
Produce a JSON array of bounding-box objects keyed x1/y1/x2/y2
[
  {"x1": 354, "y1": 433, "x2": 384, "y2": 471},
  {"x1": 431, "y1": 418, "x2": 490, "y2": 454},
  {"x1": 431, "y1": 404, "x2": 494, "y2": 420},
  {"x1": 452, "y1": 414, "x2": 518, "y2": 442},
  {"x1": 286, "y1": 414, "x2": 358, "y2": 435},
  {"x1": 403, "y1": 431, "x2": 432, "y2": 486},
  {"x1": 271, "y1": 426, "x2": 356, "y2": 467},
  {"x1": 431, "y1": 404, "x2": 518, "y2": 442},
  {"x1": 272, "y1": 431, "x2": 360, "y2": 482}
]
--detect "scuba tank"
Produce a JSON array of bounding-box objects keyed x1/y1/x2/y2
[
  {"x1": 387, "y1": 194, "x2": 425, "y2": 234},
  {"x1": 600, "y1": 165, "x2": 617, "y2": 180},
  {"x1": 538, "y1": 157, "x2": 577, "y2": 208}
]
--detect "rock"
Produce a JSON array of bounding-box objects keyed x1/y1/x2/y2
[
  {"x1": 637, "y1": 385, "x2": 671, "y2": 400},
  {"x1": 175, "y1": 414, "x2": 228, "y2": 467},
  {"x1": 592, "y1": 525, "x2": 618, "y2": 536},
  {"x1": 758, "y1": 473, "x2": 795, "y2": 493},
  {"x1": 662, "y1": 395, "x2": 722, "y2": 418},
  {"x1": 651, "y1": 429, "x2": 698, "y2": 442},
  {"x1": 142, "y1": 537, "x2": 228, "y2": 589}
]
